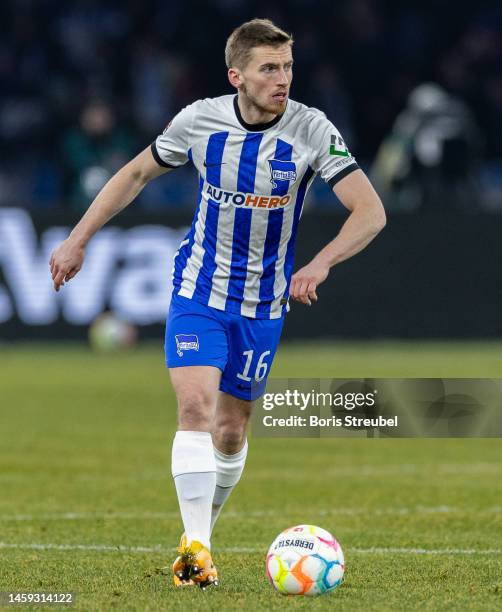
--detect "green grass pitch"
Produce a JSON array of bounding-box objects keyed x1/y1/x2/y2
[{"x1": 1, "y1": 341, "x2": 501, "y2": 611}]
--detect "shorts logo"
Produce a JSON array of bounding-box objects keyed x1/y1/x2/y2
[
  {"x1": 175, "y1": 334, "x2": 199, "y2": 357},
  {"x1": 268, "y1": 159, "x2": 297, "y2": 188}
]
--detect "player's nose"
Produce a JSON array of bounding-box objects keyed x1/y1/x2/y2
[{"x1": 276, "y1": 69, "x2": 289, "y2": 86}]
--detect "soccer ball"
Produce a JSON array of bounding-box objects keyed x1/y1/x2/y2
[
  {"x1": 266, "y1": 524, "x2": 344, "y2": 596},
  {"x1": 88, "y1": 312, "x2": 137, "y2": 352}
]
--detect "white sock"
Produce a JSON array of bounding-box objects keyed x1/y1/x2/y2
[
  {"x1": 172, "y1": 431, "x2": 216, "y2": 549},
  {"x1": 210, "y1": 440, "x2": 248, "y2": 534}
]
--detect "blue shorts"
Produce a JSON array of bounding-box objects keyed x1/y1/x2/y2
[{"x1": 165, "y1": 293, "x2": 284, "y2": 400}]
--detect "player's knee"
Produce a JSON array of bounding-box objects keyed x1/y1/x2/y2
[
  {"x1": 177, "y1": 387, "x2": 215, "y2": 427},
  {"x1": 213, "y1": 425, "x2": 246, "y2": 454}
]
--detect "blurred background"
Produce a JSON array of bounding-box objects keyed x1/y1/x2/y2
[{"x1": 1, "y1": 0, "x2": 502, "y2": 340}]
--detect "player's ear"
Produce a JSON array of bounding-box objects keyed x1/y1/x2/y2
[{"x1": 228, "y1": 68, "x2": 242, "y2": 89}]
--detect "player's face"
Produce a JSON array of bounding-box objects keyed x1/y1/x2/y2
[{"x1": 239, "y1": 44, "x2": 293, "y2": 115}]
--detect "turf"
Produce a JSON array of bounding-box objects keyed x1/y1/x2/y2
[{"x1": 0, "y1": 341, "x2": 501, "y2": 611}]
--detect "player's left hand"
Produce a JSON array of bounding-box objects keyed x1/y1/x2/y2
[{"x1": 289, "y1": 259, "x2": 330, "y2": 306}]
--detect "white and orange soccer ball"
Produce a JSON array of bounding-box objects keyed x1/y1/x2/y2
[{"x1": 266, "y1": 525, "x2": 344, "y2": 596}]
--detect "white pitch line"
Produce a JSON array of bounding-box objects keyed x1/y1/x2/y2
[
  {"x1": 0, "y1": 512, "x2": 179, "y2": 522},
  {"x1": 0, "y1": 542, "x2": 501, "y2": 556},
  {"x1": 0, "y1": 506, "x2": 500, "y2": 522},
  {"x1": 351, "y1": 547, "x2": 502, "y2": 556},
  {"x1": 1, "y1": 462, "x2": 501, "y2": 483},
  {"x1": 0, "y1": 542, "x2": 167, "y2": 553}
]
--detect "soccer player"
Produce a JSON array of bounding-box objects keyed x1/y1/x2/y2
[{"x1": 50, "y1": 19, "x2": 385, "y2": 589}]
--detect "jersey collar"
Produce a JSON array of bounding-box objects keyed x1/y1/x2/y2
[{"x1": 233, "y1": 95, "x2": 285, "y2": 132}]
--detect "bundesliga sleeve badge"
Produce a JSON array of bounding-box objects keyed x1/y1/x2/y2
[{"x1": 329, "y1": 135, "x2": 350, "y2": 157}]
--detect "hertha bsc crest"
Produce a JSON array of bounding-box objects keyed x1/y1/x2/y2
[
  {"x1": 268, "y1": 159, "x2": 297, "y2": 189},
  {"x1": 175, "y1": 334, "x2": 199, "y2": 357}
]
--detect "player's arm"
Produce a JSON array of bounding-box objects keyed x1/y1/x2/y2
[
  {"x1": 289, "y1": 169, "x2": 385, "y2": 305},
  {"x1": 50, "y1": 146, "x2": 170, "y2": 291}
]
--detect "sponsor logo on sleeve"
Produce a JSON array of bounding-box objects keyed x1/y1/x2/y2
[{"x1": 334, "y1": 157, "x2": 354, "y2": 169}]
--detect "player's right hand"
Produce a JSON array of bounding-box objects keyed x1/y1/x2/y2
[{"x1": 49, "y1": 238, "x2": 85, "y2": 292}]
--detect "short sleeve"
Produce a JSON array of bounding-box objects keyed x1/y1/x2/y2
[
  {"x1": 309, "y1": 113, "x2": 359, "y2": 188},
  {"x1": 151, "y1": 103, "x2": 196, "y2": 169}
]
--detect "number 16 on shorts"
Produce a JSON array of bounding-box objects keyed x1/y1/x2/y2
[{"x1": 237, "y1": 350, "x2": 271, "y2": 382}]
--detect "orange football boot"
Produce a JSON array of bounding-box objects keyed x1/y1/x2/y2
[{"x1": 172, "y1": 534, "x2": 218, "y2": 589}]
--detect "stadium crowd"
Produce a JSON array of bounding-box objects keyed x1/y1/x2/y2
[{"x1": 1, "y1": 0, "x2": 501, "y2": 210}]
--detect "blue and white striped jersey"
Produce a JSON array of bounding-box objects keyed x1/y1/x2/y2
[{"x1": 152, "y1": 94, "x2": 358, "y2": 319}]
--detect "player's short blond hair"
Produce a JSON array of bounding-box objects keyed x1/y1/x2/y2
[{"x1": 225, "y1": 18, "x2": 293, "y2": 70}]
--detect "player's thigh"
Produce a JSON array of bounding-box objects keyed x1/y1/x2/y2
[
  {"x1": 220, "y1": 314, "x2": 285, "y2": 401},
  {"x1": 169, "y1": 365, "x2": 221, "y2": 407},
  {"x1": 166, "y1": 294, "x2": 228, "y2": 421}
]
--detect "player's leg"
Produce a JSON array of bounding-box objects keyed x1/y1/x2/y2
[
  {"x1": 210, "y1": 392, "x2": 252, "y2": 533},
  {"x1": 209, "y1": 312, "x2": 285, "y2": 534},
  {"x1": 169, "y1": 365, "x2": 220, "y2": 550},
  {"x1": 165, "y1": 294, "x2": 228, "y2": 587}
]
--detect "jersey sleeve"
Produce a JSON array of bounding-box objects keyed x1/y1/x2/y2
[
  {"x1": 151, "y1": 103, "x2": 196, "y2": 168},
  {"x1": 308, "y1": 112, "x2": 359, "y2": 188}
]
